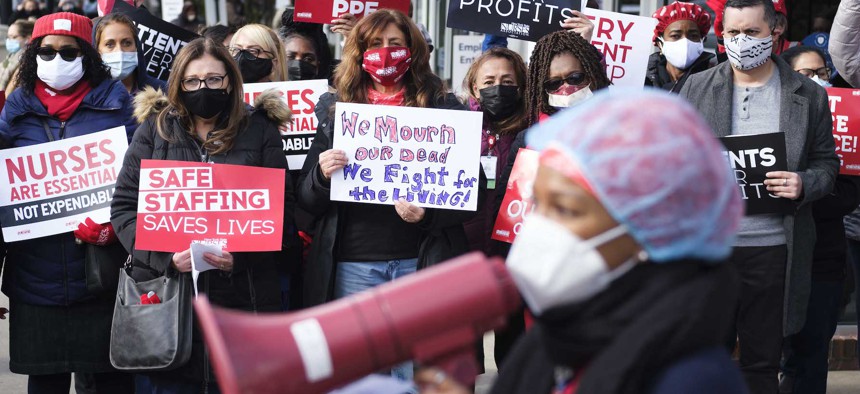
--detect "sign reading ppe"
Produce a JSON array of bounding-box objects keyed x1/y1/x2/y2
[
  {"x1": 293, "y1": 0, "x2": 410, "y2": 24},
  {"x1": 492, "y1": 148, "x2": 538, "y2": 243},
  {"x1": 719, "y1": 132, "x2": 792, "y2": 216},
  {"x1": 585, "y1": 8, "x2": 658, "y2": 89},
  {"x1": 446, "y1": 0, "x2": 585, "y2": 41},
  {"x1": 826, "y1": 87, "x2": 860, "y2": 176}
]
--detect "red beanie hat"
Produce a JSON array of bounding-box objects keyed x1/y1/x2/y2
[
  {"x1": 31, "y1": 12, "x2": 94, "y2": 45},
  {"x1": 652, "y1": 1, "x2": 712, "y2": 40}
]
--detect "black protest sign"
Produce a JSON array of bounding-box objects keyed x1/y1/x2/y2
[
  {"x1": 111, "y1": 1, "x2": 200, "y2": 82},
  {"x1": 446, "y1": 0, "x2": 584, "y2": 41},
  {"x1": 719, "y1": 132, "x2": 792, "y2": 216}
]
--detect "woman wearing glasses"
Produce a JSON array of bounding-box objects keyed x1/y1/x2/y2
[
  {"x1": 0, "y1": 13, "x2": 135, "y2": 393},
  {"x1": 111, "y1": 37, "x2": 296, "y2": 393},
  {"x1": 229, "y1": 24, "x2": 289, "y2": 84}
]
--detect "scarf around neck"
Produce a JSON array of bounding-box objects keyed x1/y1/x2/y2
[
  {"x1": 34, "y1": 79, "x2": 92, "y2": 122},
  {"x1": 367, "y1": 86, "x2": 405, "y2": 106}
]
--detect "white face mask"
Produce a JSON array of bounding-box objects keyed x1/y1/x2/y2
[
  {"x1": 36, "y1": 56, "x2": 84, "y2": 91},
  {"x1": 507, "y1": 214, "x2": 636, "y2": 315},
  {"x1": 811, "y1": 75, "x2": 832, "y2": 88},
  {"x1": 724, "y1": 34, "x2": 773, "y2": 71},
  {"x1": 661, "y1": 38, "x2": 704, "y2": 70},
  {"x1": 547, "y1": 87, "x2": 593, "y2": 108},
  {"x1": 102, "y1": 51, "x2": 138, "y2": 80}
]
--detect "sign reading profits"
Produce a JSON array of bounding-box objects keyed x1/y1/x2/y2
[
  {"x1": 243, "y1": 80, "x2": 329, "y2": 170},
  {"x1": 0, "y1": 127, "x2": 128, "y2": 242},
  {"x1": 451, "y1": 35, "x2": 484, "y2": 95},
  {"x1": 447, "y1": 0, "x2": 585, "y2": 41},
  {"x1": 585, "y1": 8, "x2": 657, "y2": 89},
  {"x1": 135, "y1": 160, "x2": 286, "y2": 253},
  {"x1": 112, "y1": 1, "x2": 200, "y2": 82},
  {"x1": 330, "y1": 103, "x2": 483, "y2": 211},
  {"x1": 826, "y1": 87, "x2": 860, "y2": 175},
  {"x1": 719, "y1": 132, "x2": 792, "y2": 216},
  {"x1": 294, "y1": 0, "x2": 410, "y2": 24},
  {"x1": 492, "y1": 149, "x2": 538, "y2": 243}
]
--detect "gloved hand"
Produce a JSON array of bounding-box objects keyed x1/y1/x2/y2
[{"x1": 74, "y1": 218, "x2": 118, "y2": 246}]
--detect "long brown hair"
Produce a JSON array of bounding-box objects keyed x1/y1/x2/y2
[
  {"x1": 334, "y1": 9, "x2": 445, "y2": 107},
  {"x1": 94, "y1": 13, "x2": 137, "y2": 50},
  {"x1": 463, "y1": 47, "x2": 529, "y2": 136},
  {"x1": 157, "y1": 37, "x2": 247, "y2": 155}
]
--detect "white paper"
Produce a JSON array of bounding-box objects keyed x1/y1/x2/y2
[{"x1": 190, "y1": 241, "x2": 223, "y2": 296}]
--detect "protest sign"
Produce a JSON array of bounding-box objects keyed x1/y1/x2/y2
[
  {"x1": 330, "y1": 103, "x2": 483, "y2": 211},
  {"x1": 243, "y1": 80, "x2": 329, "y2": 170},
  {"x1": 294, "y1": 0, "x2": 410, "y2": 24},
  {"x1": 492, "y1": 149, "x2": 538, "y2": 243},
  {"x1": 112, "y1": 1, "x2": 200, "y2": 82},
  {"x1": 451, "y1": 35, "x2": 484, "y2": 95},
  {"x1": 0, "y1": 127, "x2": 128, "y2": 242},
  {"x1": 447, "y1": 0, "x2": 585, "y2": 41},
  {"x1": 719, "y1": 132, "x2": 792, "y2": 215},
  {"x1": 135, "y1": 160, "x2": 285, "y2": 253},
  {"x1": 161, "y1": 0, "x2": 184, "y2": 22},
  {"x1": 585, "y1": 8, "x2": 657, "y2": 89},
  {"x1": 826, "y1": 87, "x2": 860, "y2": 175}
]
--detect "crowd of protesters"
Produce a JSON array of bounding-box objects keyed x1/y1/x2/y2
[{"x1": 0, "y1": 0, "x2": 856, "y2": 393}]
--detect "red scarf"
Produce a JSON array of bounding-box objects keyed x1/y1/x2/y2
[
  {"x1": 34, "y1": 80, "x2": 92, "y2": 121},
  {"x1": 367, "y1": 87, "x2": 405, "y2": 106}
]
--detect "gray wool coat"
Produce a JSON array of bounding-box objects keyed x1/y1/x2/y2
[{"x1": 680, "y1": 56, "x2": 839, "y2": 336}]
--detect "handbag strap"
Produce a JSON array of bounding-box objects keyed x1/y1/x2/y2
[{"x1": 39, "y1": 118, "x2": 55, "y2": 142}]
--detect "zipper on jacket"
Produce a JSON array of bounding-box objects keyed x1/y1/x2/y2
[{"x1": 58, "y1": 121, "x2": 66, "y2": 139}]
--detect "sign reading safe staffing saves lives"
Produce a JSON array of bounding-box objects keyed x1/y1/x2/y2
[
  {"x1": 447, "y1": 0, "x2": 585, "y2": 41},
  {"x1": 330, "y1": 103, "x2": 483, "y2": 211},
  {"x1": 826, "y1": 87, "x2": 860, "y2": 175},
  {"x1": 719, "y1": 132, "x2": 792, "y2": 216},
  {"x1": 294, "y1": 0, "x2": 410, "y2": 24},
  {"x1": 0, "y1": 127, "x2": 128, "y2": 242},
  {"x1": 135, "y1": 160, "x2": 285, "y2": 253}
]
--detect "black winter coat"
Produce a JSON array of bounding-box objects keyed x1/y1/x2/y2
[{"x1": 645, "y1": 52, "x2": 714, "y2": 93}]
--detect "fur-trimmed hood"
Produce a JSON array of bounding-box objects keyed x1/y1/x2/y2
[{"x1": 132, "y1": 86, "x2": 292, "y2": 126}]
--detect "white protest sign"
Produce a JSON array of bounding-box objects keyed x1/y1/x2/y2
[
  {"x1": 452, "y1": 35, "x2": 484, "y2": 95},
  {"x1": 243, "y1": 80, "x2": 329, "y2": 170},
  {"x1": 585, "y1": 8, "x2": 657, "y2": 89},
  {"x1": 0, "y1": 127, "x2": 128, "y2": 242},
  {"x1": 331, "y1": 103, "x2": 483, "y2": 211}
]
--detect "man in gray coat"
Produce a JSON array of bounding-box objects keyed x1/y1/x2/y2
[{"x1": 680, "y1": 0, "x2": 838, "y2": 393}]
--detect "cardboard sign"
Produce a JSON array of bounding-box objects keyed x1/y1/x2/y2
[
  {"x1": 135, "y1": 160, "x2": 286, "y2": 252},
  {"x1": 243, "y1": 80, "x2": 329, "y2": 170},
  {"x1": 826, "y1": 87, "x2": 860, "y2": 175},
  {"x1": 451, "y1": 35, "x2": 484, "y2": 95},
  {"x1": 294, "y1": 0, "x2": 410, "y2": 24},
  {"x1": 0, "y1": 127, "x2": 128, "y2": 242},
  {"x1": 447, "y1": 0, "x2": 585, "y2": 41},
  {"x1": 330, "y1": 103, "x2": 483, "y2": 211},
  {"x1": 719, "y1": 132, "x2": 792, "y2": 216},
  {"x1": 112, "y1": 1, "x2": 200, "y2": 82},
  {"x1": 585, "y1": 8, "x2": 658, "y2": 89},
  {"x1": 491, "y1": 149, "x2": 538, "y2": 243}
]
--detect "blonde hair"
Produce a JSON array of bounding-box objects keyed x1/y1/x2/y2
[{"x1": 230, "y1": 24, "x2": 289, "y2": 82}]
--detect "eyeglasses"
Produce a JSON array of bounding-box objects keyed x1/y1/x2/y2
[
  {"x1": 796, "y1": 67, "x2": 832, "y2": 81},
  {"x1": 543, "y1": 72, "x2": 588, "y2": 94},
  {"x1": 228, "y1": 47, "x2": 273, "y2": 60},
  {"x1": 37, "y1": 47, "x2": 82, "y2": 62},
  {"x1": 181, "y1": 75, "x2": 227, "y2": 91}
]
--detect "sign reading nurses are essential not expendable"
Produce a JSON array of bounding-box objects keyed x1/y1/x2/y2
[
  {"x1": 135, "y1": 160, "x2": 286, "y2": 253},
  {"x1": 446, "y1": 0, "x2": 585, "y2": 41},
  {"x1": 719, "y1": 132, "x2": 792, "y2": 216},
  {"x1": 585, "y1": 8, "x2": 658, "y2": 89},
  {"x1": 826, "y1": 87, "x2": 860, "y2": 175},
  {"x1": 330, "y1": 103, "x2": 483, "y2": 211},
  {"x1": 243, "y1": 80, "x2": 329, "y2": 170},
  {"x1": 293, "y1": 0, "x2": 410, "y2": 24},
  {"x1": 492, "y1": 149, "x2": 539, "y2": 243},
  {"x1": 0, "y1": 127, "x2": 128, "y2": 242}
]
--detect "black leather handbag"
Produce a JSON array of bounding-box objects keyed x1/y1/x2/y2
[
  {"x1": 109, "y1": 268, "x2": 193, "y2": 371},
  {"x1": 85, "y1": 243, "x2": 128, "y2": 294}
]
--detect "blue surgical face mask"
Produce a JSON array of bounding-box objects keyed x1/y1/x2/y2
[
  {"x1": 811, "y1": 75, "x2": 833, "y2": 88},
  {"x1": 102, "y1": 51, "x2": 139, "y2": 80},
  {"x1": 6, "y1": 38, "x2": 22, "y2": 54}
]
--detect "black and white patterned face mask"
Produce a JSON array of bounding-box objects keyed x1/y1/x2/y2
[{"x1": 725, "y1": 34, "x2": 773, "y2": 71}]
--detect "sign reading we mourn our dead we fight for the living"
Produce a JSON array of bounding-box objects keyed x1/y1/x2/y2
[
  {"x1": 585, "y1": 8, "x2": 657, "y2": 89},
  {"x1": 0, "y1": 127, "x2": 128, "y2": 242},
  {"x1": 826, "y1": 87, "x2": 860, "y2": 175},
  {"x1": 719, "y1": 132, "x2": 792, "y2": 216},
  {"x1": 243, "y1": 80, "x2": 329, "y2": 170},
  {"x1": 293, "y1": 0, "x2": 410, "y2": 24},
  {"x1": 447, "y1": 0, "x2": 585, "y2": 41},
  {"x1": 330, "y1": 103, "x2": 483, "y2": 211},
  {"x1": 111, "y1": 1, "x2": 200, "y2": 82},
  {"x1": 135, "y1": 161, "x2": 286, "y2": 253},
  {"x1": 492, "y1": 149, "x2": 538, "y2": 243}
]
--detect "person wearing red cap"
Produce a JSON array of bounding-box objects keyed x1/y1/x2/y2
[
  {"x1": 646, "y1": 1, "x2": 715, "y2": 93},
  {"x1": 0, "y1": 12, "x2": 136, "y2": 393}
]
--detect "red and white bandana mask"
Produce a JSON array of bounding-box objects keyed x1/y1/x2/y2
[{"x1": 362, "y1": 46, "x2": 412, "y2": 87}]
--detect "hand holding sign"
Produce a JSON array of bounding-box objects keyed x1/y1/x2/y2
[
  {"x1": 330, "y1": 13, "x2": 358, "y2": 37},
  {"x1": 320, "y1": 149, "x2": 349, "y2": 180},
  {"x1": 172, "y1": 248, "x2": 192, "y2": 273},
  {"x1": 394, "y1": 199, "x2": 426, "y2": 223},
  {"x1": 561, "y1": 10, "x2": 594, "y2": 41},
  {"x1": 764, "y1": 171, "x2": 803, "y2": 200}
]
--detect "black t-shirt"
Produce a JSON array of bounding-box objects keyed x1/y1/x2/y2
[{"x1": 336, "y1": 202, "x2": 422, "y2": 262}]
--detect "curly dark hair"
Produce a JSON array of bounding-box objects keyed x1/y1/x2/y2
[
  {"x1": 525, "y1": 31, "x2": 611, "y2": 125},
  {"x1": 15, "y1": 36, "x2": 111, "y2": 94}
]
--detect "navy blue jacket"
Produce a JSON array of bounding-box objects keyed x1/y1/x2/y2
[
  {"x1": 0, "y1": 78, "x2": 136, "y2": 306},
  {"x1": 648, "y1": 347, "x2": 750, "y2": 394},
  {"x1": 93, "y1": 17, "x2": 168, "y2": 94}
]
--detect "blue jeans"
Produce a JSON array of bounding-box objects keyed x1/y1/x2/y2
[{"x1": 335, "y1": 258, "x2": 419, "y2": 382}]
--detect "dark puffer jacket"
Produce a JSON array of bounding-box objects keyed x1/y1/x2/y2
[
  {"x1": 645, "y1": 52, "x2": 715, "y2": 93},
  {"x1": 0, "y1": 78, "x2": 136, "y2": 306}
]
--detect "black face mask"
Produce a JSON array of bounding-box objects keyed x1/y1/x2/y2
[
  {"x1": 479, "y1": 85, "x2": 520, "y2": 121},
  {"x1": 234, "y1": 52, "x2": 274, "y2": 83},
  {"x1": 180, "y1": 88, "x2": 230, "y2": 119},
  {"x1": 287, "y1": 59, "x2": 318, "y2": 81}
]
